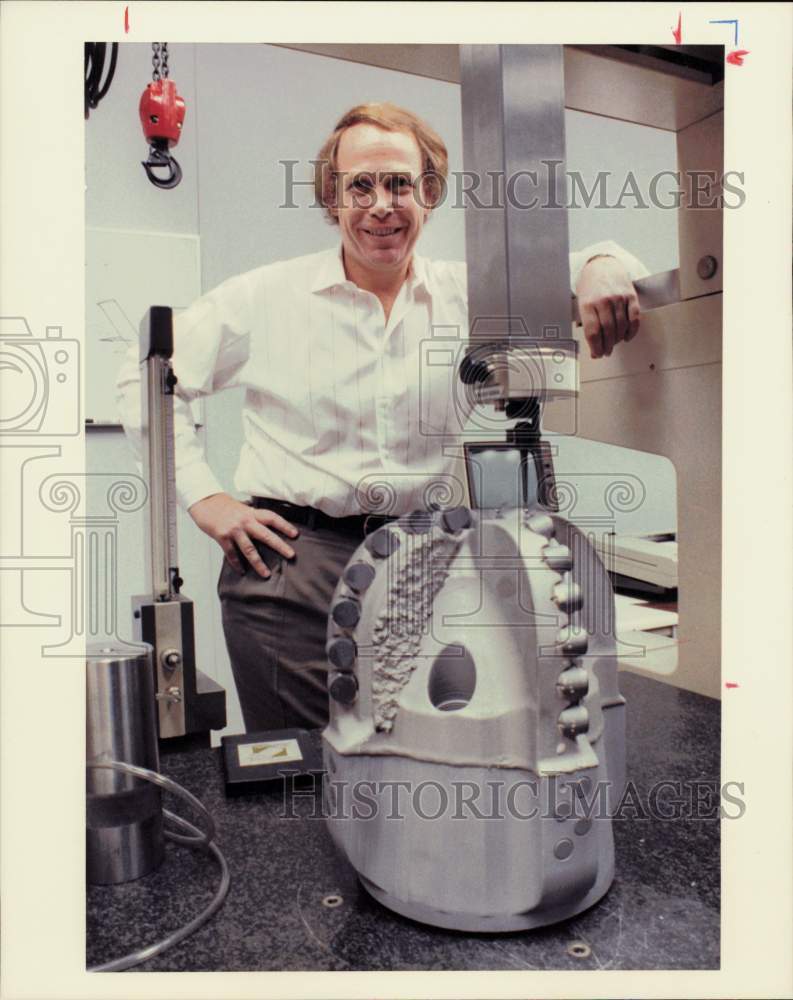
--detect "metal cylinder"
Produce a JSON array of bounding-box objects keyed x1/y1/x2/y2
[{"x1": 86, "y1": 642, "x2": 164, "y2": 884}]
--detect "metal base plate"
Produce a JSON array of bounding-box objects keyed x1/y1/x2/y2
[
  {"x1": 358, "y1": 871, "x2": 614, "y2": 934},
  {"x1": 358, "y1": 865, "x2": 614, "y2": 933}
]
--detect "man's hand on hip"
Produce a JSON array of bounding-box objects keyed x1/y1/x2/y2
[
  {"x1": 188, "y1": 493, "x2": 298, "y2": 577},
  {"x1": 575, "y1": 255, "x2": 641, "y2": 359}
]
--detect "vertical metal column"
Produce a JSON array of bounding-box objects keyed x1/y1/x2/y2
[
  {"x1": 133, "y1": 306, "x2": 227, "y2": 740},
  {"x1": 140, "y1": 307, "x2": 180, "y2": 601},
  {"x1": 460, "y1": 46, "x2": 574, "y2": 401}
]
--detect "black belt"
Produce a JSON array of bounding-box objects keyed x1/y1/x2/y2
[{"x1": 251, "y1": 497, "x2": 397, "y2": 538}]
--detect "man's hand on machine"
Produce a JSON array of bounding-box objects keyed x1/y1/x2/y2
[
  {"x1": 188, "y1": 493, "x2": 298, "y2": 577},
  {"x1": 575, "y1": 255, "x2": 641, "y2": 360}
]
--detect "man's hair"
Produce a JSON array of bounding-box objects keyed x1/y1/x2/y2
[{"x1": 314, "y1": 102, "x2": 449, "y2": 224}]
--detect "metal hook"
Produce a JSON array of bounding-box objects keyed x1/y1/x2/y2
[{"x1": 142, "y1": 145, "x2": 182, "y2": 189}]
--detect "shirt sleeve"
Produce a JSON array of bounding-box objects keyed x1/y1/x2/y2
[
  {"x1": 448, "y1": 242, "x2": 650, "y2": 300},
  {"x1": 569, "y1": 239, "x2": 650, "y2": 293},
  {"x1": 114, "y1": 273, "x2": 253, "y2": 511}
]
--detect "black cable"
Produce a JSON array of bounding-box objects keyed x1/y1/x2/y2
[
  {"x1": 94, "y1": 42, "x2": 118, "y2": 103},
  {"x1": 85, "y1": 42, "x2": 118, "y2": 119},
  {"x1": 84, "y1": 43, "x2": 103, "y2": 118}
]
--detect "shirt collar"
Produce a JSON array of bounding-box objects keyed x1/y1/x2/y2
[
  {"x1": 311, "y1": 244, "x2": 433, "y2": 297},
  {"x1": 410, "y1": 253, "x2": 431, "y2": 295},
  {"x1": 310, "y1": 245, "x2": 350, "y2": 293}
]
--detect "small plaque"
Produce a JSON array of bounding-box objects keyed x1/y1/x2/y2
[
  {"x1": 237, "y1": 737, "x2": 303, "y2": 767},
  {"x1": 220, "y1": 727, "x2": 323, "y2": 796}
]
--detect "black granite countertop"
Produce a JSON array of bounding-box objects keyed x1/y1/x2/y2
[{"x1": 86, "y1": 672, "x2": 721, "y2": 972}]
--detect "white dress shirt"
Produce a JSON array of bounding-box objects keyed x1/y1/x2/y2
[{"x1": 115, "y1": 240, "x2": 648, "y2": 517}]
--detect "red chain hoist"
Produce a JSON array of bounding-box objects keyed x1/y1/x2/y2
[{"x1": 139, "y1": 43, "x2": 185, "y2": 189}]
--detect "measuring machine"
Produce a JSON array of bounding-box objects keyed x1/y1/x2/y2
[
  {"x1": 131, "y1": 306, "x2": 226, "y2": 744},
  {"x1": 322, "y1": 44, "x2": 634, "y2": 932}
]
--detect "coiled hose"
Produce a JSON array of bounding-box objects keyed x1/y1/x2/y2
[{"x1": 86, "y1": 758, "x2": 230, "y2": 973}]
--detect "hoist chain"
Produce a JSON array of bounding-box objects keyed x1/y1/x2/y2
[{"x1": 152, "y1": 42, "x2": 169, "y2": 82}]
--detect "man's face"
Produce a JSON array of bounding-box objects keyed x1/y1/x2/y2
[{"x1": 332, "y1": 123, "x2": 430, "y2": 278}]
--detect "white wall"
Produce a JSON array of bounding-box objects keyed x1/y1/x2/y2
[{"x1": 86, "y1": 44, "x2": 679, "y2": 740}]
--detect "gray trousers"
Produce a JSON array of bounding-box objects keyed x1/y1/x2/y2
[{"x1": 217, "y1": 523, "x2": 359, "y2": 732}]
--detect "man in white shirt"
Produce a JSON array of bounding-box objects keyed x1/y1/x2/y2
[{"x1": 117, "y1": 102, "x2": 648, "y2": 732}]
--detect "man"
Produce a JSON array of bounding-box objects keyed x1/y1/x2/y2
[{"x1": 117, "y1": 102, "x2": 648, "y2": 733}]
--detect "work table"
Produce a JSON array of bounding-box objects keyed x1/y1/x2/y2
[{"x1": 86, "y1": 672, "x2": 720, "y2": 972}]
